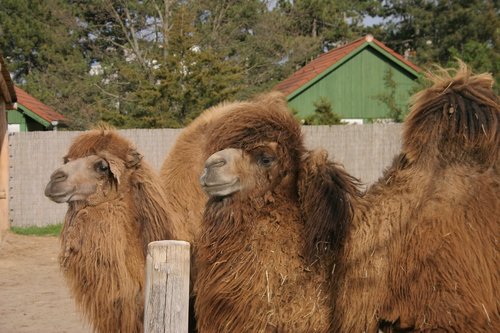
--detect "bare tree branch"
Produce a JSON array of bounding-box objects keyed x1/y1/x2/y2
[{"x1": 105, "y1": 1, "x2": 146, "y2": 68}]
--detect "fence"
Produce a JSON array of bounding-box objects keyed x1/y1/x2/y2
[{"x1": 7, "y1": 124, "x2": 402, "y2": 227}]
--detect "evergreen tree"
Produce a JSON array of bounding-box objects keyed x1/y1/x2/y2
[
  {"x1": 1, "y1": 0, "x2": 497, "y2": 129},
  {"x1": 373, "y1": 68, "x2": 406, "y2": 122},
  {"x1": 0, "y1": 0, "x2": 101, "y2": 129},
  {"x1": 157, "y1": 3, "x2": 245, "y2": 126},
  {"x1": 379, "y1": 0, "x2": 499, "y2": 87},
  {"x1": 303, "y1": 97, "x2": 343, "y2": 125},
  {"x1": 70, "y1": 0, "x2": 244, "y2": 128}
]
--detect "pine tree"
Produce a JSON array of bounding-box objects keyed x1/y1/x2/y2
[
  {"x1": 379, "y1": 0, "x2": 499, "y2": 88},
  {"x1": 304, "y1": 97, "x2": 343, "y2": 125}
]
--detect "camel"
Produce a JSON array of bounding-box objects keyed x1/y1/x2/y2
[
  {"x1": 193, "y1": 92, "x2": 360, "y2": 332},
  {"x1": 44, "y1": 127, "x2": 183, "y2": 333},
  {"x1": 331, "y1": 62, "x2": 500, "y2": 332},
  {"x1": 159, "y1": 101, "x2": 240, "y2": 245}
]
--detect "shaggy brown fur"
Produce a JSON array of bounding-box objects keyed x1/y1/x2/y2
[
  {"x1": 193, "y1": 92, "x2": 359, "y2": 332},
  {"x1": 158, "y1": 95, "x2": 312, "y2": 279},
  {"x1": 45, "y1": 128, "x2": 179, "y2": 333},
  {"x1": 332, "y1": 62, "x2": 500, "y2": 332},
  {"x1": 159, "y1": 100, "x2": 255, "y2": 331},
  {"x1": 159, "y1": 102, "x2": 239, "y2": 245}
]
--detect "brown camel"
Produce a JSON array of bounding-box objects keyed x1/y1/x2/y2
[
  {"x1": 194, "y1": 92, "x2": 360, "y2": 332},
  {"x1": 159, "y1": 102, "x2": 239, "y2": 245},
  {"x1": 331, "y1": 62, "x2": 500, "y2": 332},
  {"x1": 44, "y1": 127, "x2": 182, "y2": 333}
]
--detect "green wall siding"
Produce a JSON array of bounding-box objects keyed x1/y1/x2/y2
[
  {"x1": 8, "y1": 109, "x2": 47, "y2": 131},
  {"x1": 8, "y1": 109, "x2": 28, "y2": 131},
  {"x1": 288, "y1": 46, "x2": 418, "y2": 121}
]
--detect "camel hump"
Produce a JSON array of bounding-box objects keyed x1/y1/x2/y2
[{"x1": 403, "y1": 60, "x2": 499, "y2": 166}]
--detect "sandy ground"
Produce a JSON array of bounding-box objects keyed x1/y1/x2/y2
[{"x1": 0, "y1": 232, "x2": 90, "y2": 333}]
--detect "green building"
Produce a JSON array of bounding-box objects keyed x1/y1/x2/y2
[
  {"x1": 274, "y1": 35, "x2": 422, "y2": 124},
  {"x1": 7, "y1": 87, "x2": 66, "y2": 132}
]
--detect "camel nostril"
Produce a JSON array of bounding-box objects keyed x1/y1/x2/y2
[
  {"x1": 205, "y1": 157, "x2": 226, "y2": 169},
  {"x1": 51, "y1": 170, "x2": 68, "y2": 182}
]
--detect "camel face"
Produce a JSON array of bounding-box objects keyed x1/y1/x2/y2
[
  {"x1": 200, "y1": 142, "x2": 281, "y2": 197},
  {"x1": 45, "y1": 154, "x2": 119, "y2": 203},
  {"x1": 200, "y1": 148, "x2": 243, "y2": 197}
]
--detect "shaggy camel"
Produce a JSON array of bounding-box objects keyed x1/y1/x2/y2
[
  {"x1": 159, "y1": 102, "x2": 240, "y2": 245},
  {"x1": 159, "y1": 100, "x2": 253, "y2": 330},
  {"x1": 44, "y1": 128, "x2": 181, "y2": 333},
  {"x1": 331, "y1": 63, "x2": 499, "y2": 332},
  {"x1": 194, "y1": 92, "x2": 360, "y2": 332}
]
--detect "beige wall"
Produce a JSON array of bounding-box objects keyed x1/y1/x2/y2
[
  {"x1": 8, "y1": 124, "x2": 402, "y2": 228},
  {"x1": 9, "y1": 129, "x2": 182, "y2": 227}
]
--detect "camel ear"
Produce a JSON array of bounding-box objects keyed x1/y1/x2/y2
[
  {"x1": 298, "y1": 149, "x2": 360, "y2": 261},
  {"x1": 101, "y1": 154, "x2": 125, "y2": 185},
  {"x1": 126, "y1": 149, "x2": 143, "y2": 168},
  {"x1": 108, "y1": 159, "x2": 123, "y2": 184}
]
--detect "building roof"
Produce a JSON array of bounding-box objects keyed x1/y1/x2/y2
[
  {"x1": 12, "y1": 86, "x2": 66, "y2": 125},
  {"x1": 0, "y1": 55, "x2": 16, "y2": 108},
  {"x1": 274, "y1": 35, "x2": 422, "y2": 96}
]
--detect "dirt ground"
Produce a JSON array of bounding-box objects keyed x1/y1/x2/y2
[{"x1": 0, "y1": 232, "x2": 90, "y2": 333}]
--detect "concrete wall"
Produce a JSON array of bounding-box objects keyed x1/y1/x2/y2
[{"x1": 8, "y1": 124, "x2": 402, "y2": 227}]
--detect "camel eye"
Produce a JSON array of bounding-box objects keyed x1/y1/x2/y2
[
  {"x1": 258, "y1": 155, "x2": 274, "y2": 167},
  {"x1": 95, "y1": 160, "x2": 109, "y2": 173}
]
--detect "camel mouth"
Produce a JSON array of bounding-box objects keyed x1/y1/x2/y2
[
  {"x1": 201, "y1": 178, "x2": 240, "y2": 197},
  {"x1": 45, "y1": 183, "x2": 78, "y2": 203},
  {"x1": 46, "y1": 191, "x2": 75, "y2": 203}
]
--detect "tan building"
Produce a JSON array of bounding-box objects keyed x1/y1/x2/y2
[{"x1": 0, "y1": 54, "x2": 17, "y2": 237}]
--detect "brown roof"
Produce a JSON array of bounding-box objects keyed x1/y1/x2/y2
[
  {"x1": 274, "y1": 35, "x2": 422, "y2": 96},
  {"x1": 13, "y1": 86, "x2": 66, "y2": 124},
  {"x1": 0, "y1": 55, "x2": 16, "y2": 107}
]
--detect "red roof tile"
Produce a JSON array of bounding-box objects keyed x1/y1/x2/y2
[
  {"x1": 371, "y1": 37, "x2": 421, "y2": 73},
  {"x1": 274, "y1": 35, "x2": 421, "y2": 96},
  {"x1": 13, "y1": 86, "x2": 66, "y2": 124}
]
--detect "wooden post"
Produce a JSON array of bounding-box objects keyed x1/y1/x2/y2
[
  {"x1": 0, "y1": 54, "x2": 16, "y2": 238},
  {"x1": 0, "y1": 128, "x2": 8, "y2": 236},
  {"x1": 144, "y1": 240, "x2": 190, "y2": 333}
]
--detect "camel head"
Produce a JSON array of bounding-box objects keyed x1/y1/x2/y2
[
  {"x1": 44, "y1": 129, "x2": 142, "y2": 205},
  {"x1": 200, "y1": 92, "x2": 304, "y2": 200},
  {"x1": 198, "y1": 91, "x2": 360, "y2": 262},
  {"x1": 200, "y1": 142, "x2": 287, "y2": 198}
]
